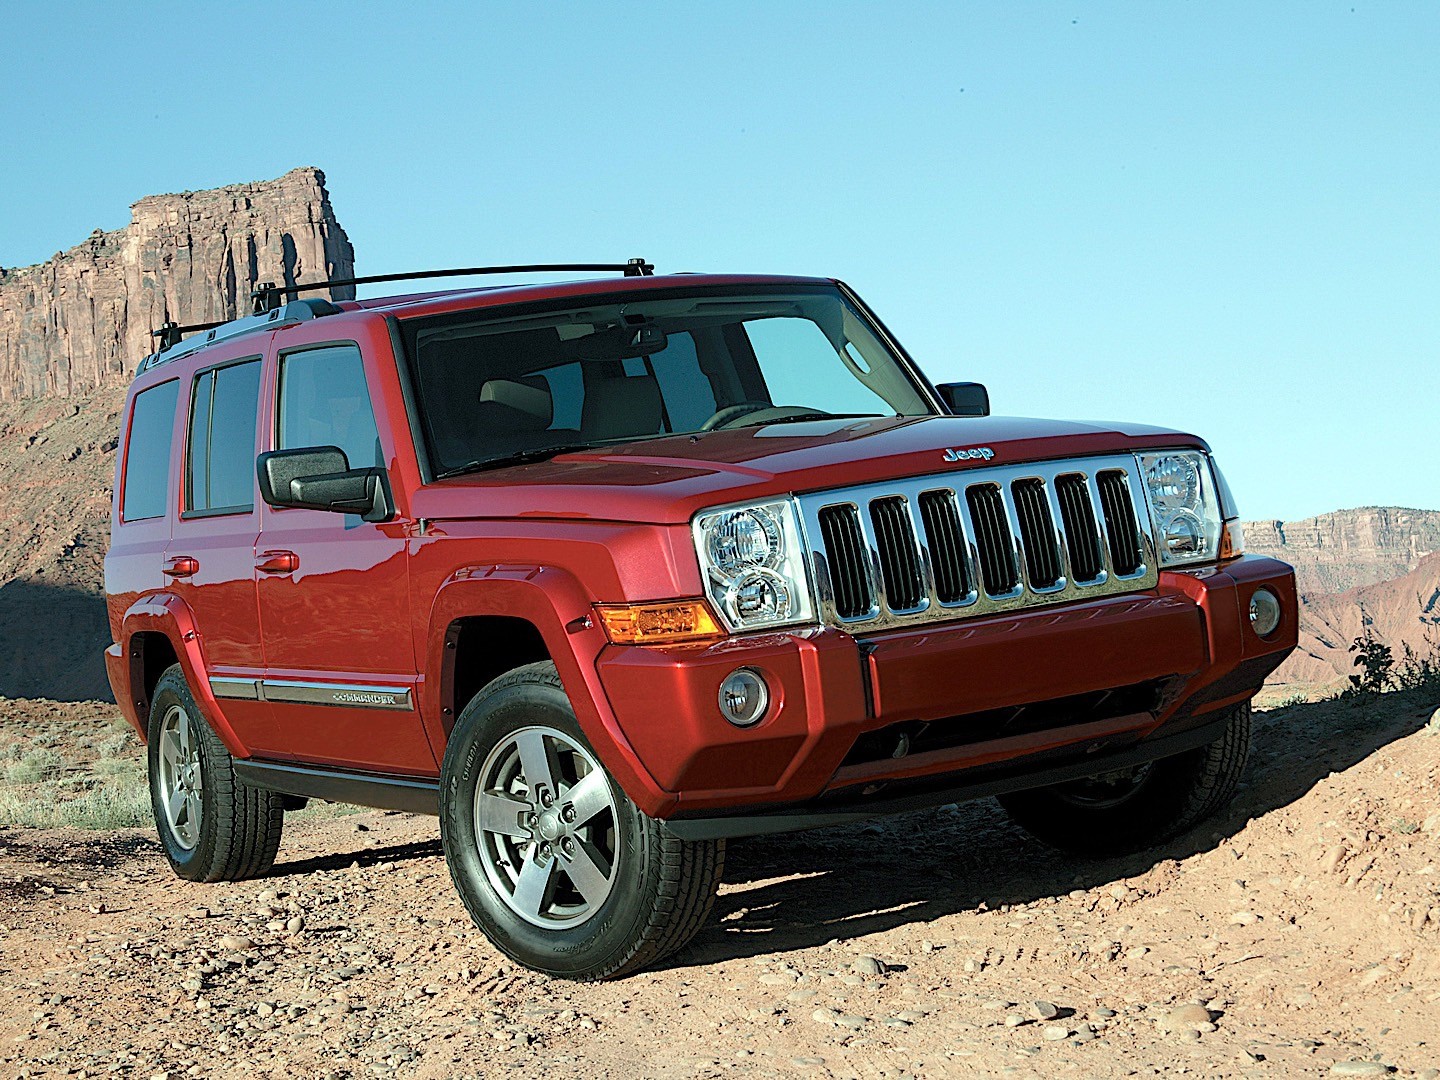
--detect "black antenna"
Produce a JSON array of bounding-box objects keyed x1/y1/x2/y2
[{"x1": 250, "y1": 259, "x2": 656, "y2": 315}]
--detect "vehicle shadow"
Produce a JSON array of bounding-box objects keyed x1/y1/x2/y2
[
  {"x1": 669, "y1": 688, "x2": 1437, "y2": 969},
  {"x1": 268, "y1": 837, "x2": 443, "y2": 878}
]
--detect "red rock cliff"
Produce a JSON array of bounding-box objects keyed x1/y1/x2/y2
[{"x1": 0, "y1": 167, "x2": 354, "y2": 401}]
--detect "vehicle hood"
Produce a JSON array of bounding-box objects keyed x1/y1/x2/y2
[{"x1": 409, "y1": 414, "x2": 1208, "y2": 525}]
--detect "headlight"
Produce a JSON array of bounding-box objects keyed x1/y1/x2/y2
[
  {"x1": 1137, "y1": 450, "x2": 1224, "y2": 567},
  {"x1": 693, "y1": 499, "x2": 816, "y2": 632}
]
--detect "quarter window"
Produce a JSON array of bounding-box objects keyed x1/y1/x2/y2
[
  {"x1": 121, "y1": 380, "x2": 180, "y2": 522},
  {"x1": 278, "y1": 345, "x2": 382, "y2": 469},
  {"x1": 186, "y1": 360, "x2": 262, "y2": 514}
]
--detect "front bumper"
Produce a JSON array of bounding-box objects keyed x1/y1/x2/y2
[{"x1": 594, "y1": 554, "x2": 1297, "y2": 829}]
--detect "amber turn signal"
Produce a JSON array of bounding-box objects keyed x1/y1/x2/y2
[
  {"x1": 595, "y1": 600, "x2": 725, "y2": 645},
  {"x1": 1219, "y1": 519, "x2": 1245, "y2": 561}
]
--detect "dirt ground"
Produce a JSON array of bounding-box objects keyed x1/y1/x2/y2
[{"x1": 1, "y1": 690, "x2": 1438, "y2": 1080}]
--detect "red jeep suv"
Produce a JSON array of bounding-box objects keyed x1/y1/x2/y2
[{"x1": 104, "y1": 262, "x2": 1297, "y2": 979}]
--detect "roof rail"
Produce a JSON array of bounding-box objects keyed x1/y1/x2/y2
[
  {"x1": 250, "y1": 258, "x2": 655, "y2": 315},
  {"x1": 137, "y1": 299, "x2": 341, "y2": 374},
  {"x1": 153, "y1": 318, "x2": 226, "y2": 351}
]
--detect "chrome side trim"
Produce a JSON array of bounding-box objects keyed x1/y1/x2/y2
[
  {"x1": 208, "y1": 677, "x2": 414, "y2": 711},
  {"x1": 210, "y1": 677, "x2": 261, "y2": 701},
  {"x1": 798, "y1": 453, "x2": 1159, "y2": 632},
  {"x1": 262, "y1": 680, "x2": 414, "y2": 711}
]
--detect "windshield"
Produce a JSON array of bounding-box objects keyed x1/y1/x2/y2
[{"x1": 397, "y1": 285, "x2": 935, "y2": 476}]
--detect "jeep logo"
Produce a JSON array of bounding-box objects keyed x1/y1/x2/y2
[{"x1": 942, "y1": 446, "x2": 995, "y2": 463}]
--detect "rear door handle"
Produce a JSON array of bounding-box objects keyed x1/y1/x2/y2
[
  {"x1": 162, "y1": 556, "x2": 199, "y2": 578},
  {"x1": 255, "y1": 550, "x2": 300, "y2": 575}
]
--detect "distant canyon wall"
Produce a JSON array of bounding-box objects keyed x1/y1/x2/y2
[
  {"x1": 0, "y1": 168, "x2": 356, "y2": 698},
  {"x1": 1243, "y1": 506, "x2": 1440, "y2": 598},
  {"x1": 0, "y1": 167, "x2": 354, "y2": 402}
]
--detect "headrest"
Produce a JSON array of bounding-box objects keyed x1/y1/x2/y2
[
  {"x1": 583, "y1": 374, "x2": 664, "y2": 441},
  {"x1": 471, "y1": 399, "x2": 551, "y2": 436},
  {"x1": 479, "y1": 377, "x2": 552, "y2": 426}
]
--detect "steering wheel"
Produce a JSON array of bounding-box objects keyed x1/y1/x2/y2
[{"x1": 699, "y1": 401, "x2": 775, "y2": 431}]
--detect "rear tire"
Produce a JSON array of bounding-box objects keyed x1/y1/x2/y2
[
  {"x1": 147, "y1": 665, "x2": 284, "y2": 882},
  {"x1": 998, "y1": 702, "x2": 1251, "y2": 857},
  {"x1": 439, "y1": 661, "x2": 725, "y2": 980}
]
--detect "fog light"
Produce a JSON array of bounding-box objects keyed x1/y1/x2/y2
[
  {"x1": 718, "y1": 668, "x2": 769, "y2": 727},
  {"x1": 1249, "y1": 588, "x2": 1282, "y2": 638}
]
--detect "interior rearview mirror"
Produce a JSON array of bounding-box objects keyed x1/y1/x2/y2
[
  {"x1": 936, "y1": 381, "x2": 990, "y2": 417},
  {"x1": 257, "y1": 446, "x2": 394, "y2": 523},
  {"x1": 570, "y1": 322, "x2": 668, "y2": 360}
]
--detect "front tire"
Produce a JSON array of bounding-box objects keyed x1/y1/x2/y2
[
  {"x1": 439, "y1": 662, "x2": 725, "y2": 980},
  {"x1": 998, "y1": 702, "x2": 1251, "y2": 857},
  {"x1": 147, "y1": 665, "x2": 284, "y2": 882}
]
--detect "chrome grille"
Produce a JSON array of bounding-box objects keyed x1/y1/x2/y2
[{"x1": 799, "y1": 454, "x2": 1158, "y2": 631}]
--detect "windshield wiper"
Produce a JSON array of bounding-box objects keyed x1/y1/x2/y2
[
  {"x1": 739, "y1": 412, "x2": 888, "y2": 428},
  {"x1": 434, "y1": 442, "x2": 603, "y2": 479}
]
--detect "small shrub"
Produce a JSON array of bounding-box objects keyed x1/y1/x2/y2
[
  {"x1": 96, "y1": 729, "x2": 137, "y2": 760},
  {"x1": 1394, "y1": 628, "x2": 1440, "y2": 692},
  {"x1": 55, "y1": 781, "x2": 150, "y2": 830},
  {"x1": 91, "y1": 757, "x2": 142, "y2": 780},
  {"x1": 1348, "y1": 626, "x2": 1395, "y2": 694},
  {"x1": 0, "y1": 774, "x2": 149, "y2": 830},
  {"x1": 4, "y1": 748, "x2": 65, "y2": 784}
]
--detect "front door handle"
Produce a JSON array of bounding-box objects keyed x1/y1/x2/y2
[
  {"x1": 255, "y1": 550, "x2": 300, "y2": 575},
  {"x1": 163, "y1": 556, "x2": 199, "y2": 578}
]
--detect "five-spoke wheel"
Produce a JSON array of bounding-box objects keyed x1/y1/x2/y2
[
  {"x1": 475, "y1": 726, "x2": 620, "y2": 927},
  {"x1": 156, "y1": 702, "x2": 204, "y2": 850},
  {"x1": 147, "y1": 665, "x2": 284, "y2": 881},
  {"x1": 440, "y1": 661, "x2": 725, "y2": 980}
]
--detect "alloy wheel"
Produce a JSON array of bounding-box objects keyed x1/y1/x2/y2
[
  {"x1": 157, "y1": 704, "x2": 203, "y2": 850},
  {"x1": 473, "y1": 726, "x2": 620, "y2": 928}
]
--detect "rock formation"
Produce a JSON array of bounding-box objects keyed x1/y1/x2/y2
[
  {"x1": 1243, "y1": 507, "x2": 1440, "y2": 598},
  {"x1": 0, "y1": 169, "x2": 354, "y2": 698},
  {"x1": 0, "y1": 167, "x2": 354, "y2": 401},
  {"x1": 1269, "y1": 551, "x2": 1440, "y2": 695}
]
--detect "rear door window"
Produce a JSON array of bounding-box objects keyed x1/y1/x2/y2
[
  {"x1": 121, "y1": 379, "x2": 180, "y2": 522},
  {"x1": 186, "y1": 359, "x2": 262, "y2": 514}
]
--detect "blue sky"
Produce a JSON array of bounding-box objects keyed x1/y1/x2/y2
[{"x1": 2, "y1": 2, "x2": 1435, "y2": 521}]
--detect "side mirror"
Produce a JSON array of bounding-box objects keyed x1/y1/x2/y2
[
  {"x1": 257, "y1": 446, "x2": 394, "y2": 523},
  {"x1": 936, "y1": 381, "x2": 990, "y2": 417}
]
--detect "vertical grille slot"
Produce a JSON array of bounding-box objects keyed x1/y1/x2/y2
[
  {"x1": 817, "y1": 504, "x2": 873, "y2": 619},
  {"x1": 868, "y1": 496, "x2": 925, "y2": 611},
  {"x1": 1097, "y1": 470, "x2": 1144, "y2": 576},
  {"x1": 918, "y1": 489, "x2": 972, "y2": 603},
  {"x1": 1011, "y1": 478, "x2": 1062, "y2": 589},
  {"x1": 965, "y1": 483, "x2": 1019, "y2": 596},
  {"x1": 1055, "y1": 473, "x2": 1103, "y2": 582}
]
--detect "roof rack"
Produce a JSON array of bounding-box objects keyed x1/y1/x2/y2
[
  {"x1": 138, "y1": 299, "x2": 342, "y2": 373},
  {"x1": 136, "y1": 259, "x2": 657, "y2": 375},
  {"x1": 250, "y1": 257, "x2": 655, "y2": 315},
  {"x1": 153, "y1": 318, "x2": 226, "y2": 351}
]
